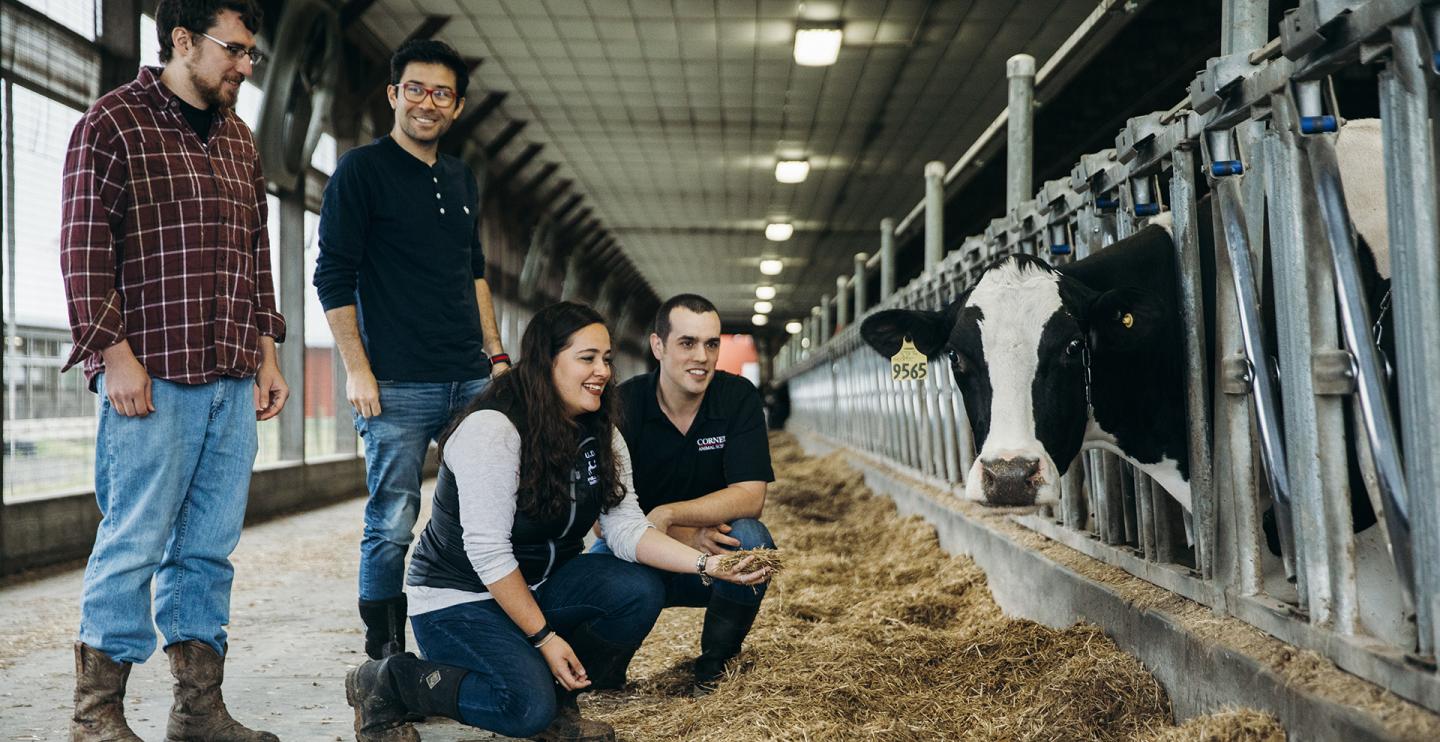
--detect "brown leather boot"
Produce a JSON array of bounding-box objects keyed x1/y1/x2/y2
[
  {"x1": 164, "y1": 640, "x2": 278, "y2": 742},
  {"x1": 70, "y1": 642, "x2": 142, "y2": 742},
  {"x1": 531, "y1": 688, "x2": 615, "y2": 742}
]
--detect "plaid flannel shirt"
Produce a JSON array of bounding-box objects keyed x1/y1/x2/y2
[{"x1": 60, "y1": 66, "x2": 285, "y2": 389}]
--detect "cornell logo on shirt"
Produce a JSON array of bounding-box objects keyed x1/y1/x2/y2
[{"x1": 696, "y1": 435, "x2": 726, "y2": 452}]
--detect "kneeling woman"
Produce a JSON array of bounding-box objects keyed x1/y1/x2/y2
[{"x1": 345, "y1": 302, "x2": 768, "y2": 742}]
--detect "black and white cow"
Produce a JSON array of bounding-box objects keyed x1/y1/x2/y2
[
  {"x1": 862, "y1": 216, "x2": 1197, "y2": 509},
  {"x1": 860, "y1": 120, "x2": 1391, "y2": 513}
]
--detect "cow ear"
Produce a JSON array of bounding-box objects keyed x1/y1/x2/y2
[
  {"x1": 1087, "y1": 288, "x2": 1164, "y2": 354},
  {"x1": 861, "y1": 307, "x2": 950, "y2": 357}
]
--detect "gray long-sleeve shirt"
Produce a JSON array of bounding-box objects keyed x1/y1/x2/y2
[{"x1": 406, "y1": 409, "x2": 654, "y2": 615}]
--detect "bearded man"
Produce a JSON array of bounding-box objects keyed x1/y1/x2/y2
[{"x1": 60, "y1": 1, "x2": 288, "y2": 739}]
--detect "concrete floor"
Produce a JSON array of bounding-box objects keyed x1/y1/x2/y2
[{"x1": 0, "y1": 487, "x2": 500, "y2": 741}]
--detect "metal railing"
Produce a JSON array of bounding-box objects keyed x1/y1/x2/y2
[{"x1": 774, "y1": 0, "x2": 1440, "y2": 713}]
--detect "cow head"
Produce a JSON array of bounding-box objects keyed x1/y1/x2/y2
[{"x1": 861, "y1": 254, "x2": 1168, "y2": 507}]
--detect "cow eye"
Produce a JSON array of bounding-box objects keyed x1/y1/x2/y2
[
  {"x1": 946, "y1": 349, "x2": 968, "y2": 374},
  {"x1": 1066, "y1": 339, "x2": 1084, "y2": 357}
]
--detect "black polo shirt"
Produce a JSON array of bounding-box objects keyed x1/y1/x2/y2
[
  {"x1": 619, "y1": 369, "x2": 775, "y2": 513},
  {"x1": 314, "y1": 136, "x2": 491, "y2": 382}
]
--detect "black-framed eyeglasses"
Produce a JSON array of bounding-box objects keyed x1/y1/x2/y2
[
  {"x1": 396, "y1": 82, "x2": 458, "y2": 108},
  {"x1": 197, "y1": 31, "x2": 266, "y2": 65}
]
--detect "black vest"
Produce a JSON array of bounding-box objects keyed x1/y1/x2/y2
[{"x1": 408, "y1": 397, "x2": 606, "y2": 593}]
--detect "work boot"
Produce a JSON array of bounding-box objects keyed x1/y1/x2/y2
[
  {"x1": 164, "y1": 640, "x2": 278, "y2": 741},
  {"x1": 345, "y1": 652, "x2": 467, "y2": 742},
  {"x1": 564, "y1": 622, "x2": 641, "y2": 691},
  {"x1": 70, "y1": 642, "x2": 142, "y2": 742},
  {"x1": 530, "y1": 687, "x2": 615, "y2": 742},
  {"x1": 693, "y1": 595, "x2": 761, "y2": 689},
  {"x1": 358, "y1": 595, "x2": 408, "y2": 660}
]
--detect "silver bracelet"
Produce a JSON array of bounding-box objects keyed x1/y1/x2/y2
[
  {"x1": 534, "y1": 631, "x2": 557, "y2": 649},
  {"x1": 696, "y1": 552, "x2": 713, "y2": 586}
]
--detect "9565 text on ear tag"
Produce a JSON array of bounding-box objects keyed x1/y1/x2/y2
[{"x1": 891, "y1": 338, "x2": 928, "y2": 381}]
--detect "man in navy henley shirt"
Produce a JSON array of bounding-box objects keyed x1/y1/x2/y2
[{"x1": 313, "y1": 39, "x2": 508, "y2": 661}]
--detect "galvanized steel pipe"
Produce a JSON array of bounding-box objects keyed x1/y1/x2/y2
[
  {"x1": 925, "y1": 161, "x2": 946, "y2": 271},
  {"x1": 1007, "y1": 54, "x2": 1036, "y2": 211}
]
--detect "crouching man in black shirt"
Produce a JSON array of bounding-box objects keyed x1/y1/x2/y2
[{"x1": 591, "y1": 294, "x2": 775, "y2": 689}]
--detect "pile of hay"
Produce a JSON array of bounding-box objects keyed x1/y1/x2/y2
[{"x1": 588, "y1": 434, "x2": 1286, "y2": 741}]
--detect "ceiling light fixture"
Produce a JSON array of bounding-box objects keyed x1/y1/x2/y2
[
  {"x1": 759, "y1": 259, "x2": 784, "y2": 276},
  {"x1": 785, "y1": 320, "x2": 803, "y2": 334},
  {"x1": 794, "y1": 26, "x2": 843, "y2": 67},
  {"x1": 774, "y1": 159, "x2": 810, "y2": 184},
  {"x1": 765, "y1": 222, "x2": 794, "y2": 241},
  {"x1": 752, "y1": 314, "x2": 770, "y2": 326},
  {"x1": 754, "y1": 301, "x2": 773, "y2": 314},
  {"x1": 755, "y1": 285, "x2": 777, "y2": 300}
]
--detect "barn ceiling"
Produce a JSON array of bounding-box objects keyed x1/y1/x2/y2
[{"x1": 357, "y1": 0, "x2": 1097, "y2": 327}]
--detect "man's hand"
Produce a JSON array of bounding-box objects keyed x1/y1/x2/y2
[
  {"x1": 491, "y1": 360, "x2": 511, "y2": 377},
  {"x1": 689, "y1": 524, "x2": 741, "y2": 555},
  {"x1": 101, "y1": 340, "x2": 153, "y2": 417},
  {"x1": 254, "y1": 359, "x2": 289, "y2": 421},
  {"x1": 348, "y1": 367, "x2": 382, "y2": 418},
  {"x1": 646, "y1": 504, "x2": 677, "y2": 535}
]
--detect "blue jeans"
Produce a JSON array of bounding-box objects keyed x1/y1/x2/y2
[
  {"x1": 410, "y1": 554, "x2": 665, "y2": 738},
  {"x1": 353, "y1": 378, "x2": 487, "y2": 601},
  {"x1": 78, "y1": 375, "x2": 258, "y2": 664},
  {"x1": 590, "y1": 517, "x2": 776, "y2": 608}
]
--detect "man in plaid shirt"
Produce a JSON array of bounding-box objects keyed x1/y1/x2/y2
[{"x1": 60, "y1": 2, "x2": 285, "y2": 740}]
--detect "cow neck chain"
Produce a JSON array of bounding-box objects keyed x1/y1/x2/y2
[
  {"x1": 1372, "y1": 287, "x2": 1392, "y2": 347},
  {"x1": 1082, "y1": 338, "x2": 1095, "y2": 415}
]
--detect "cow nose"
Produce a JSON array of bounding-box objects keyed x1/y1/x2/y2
[{"x1": 979, "y1": 456, "x2": 1042, "y2": 506}]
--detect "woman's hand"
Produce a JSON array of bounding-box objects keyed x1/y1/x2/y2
[
  {"x1": 705, "y1": 554, "x2": 770, "y2": 587},
  {"x1": 538, "y1": 635, "x2": 590, "y2": 691}
]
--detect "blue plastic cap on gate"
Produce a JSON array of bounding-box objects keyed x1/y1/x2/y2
[
  {"x1": 1096, "y1": 197, "x2": 1119, "y2": 210},
  {"x1": 1134, "y1": 203, "x2": 1160, "y2": 217},
  {"x1": 1050, "y1": 243, "x2": 1071, "y2": 256},
  {"x1": 1300, "y1": 115, "x2": 1338, "y2": 134},
  {"x1": 1211, "y1": 160, "x2": 1244, "y2": 177},
  {"x1": 1434, "y1": 51, "x2": 1440, "y2": 71}
]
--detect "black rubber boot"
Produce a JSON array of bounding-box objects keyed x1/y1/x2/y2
[
  {"x1": 693, "y1": 595, "x2": 760, "y2": 689},
  {"x1": 344, "y1": 652, "x2": 467, "y2": 742},
  {"x1": 358, "y1": 596, "x2": 408, "y2": 661},
  {"x1": 564, "y1": 623, "x2": 641, "y2": 691}
]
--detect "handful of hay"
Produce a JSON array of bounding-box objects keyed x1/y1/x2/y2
[{"x1": 716, "y1": 547, "x2": 785, "y2": 576}]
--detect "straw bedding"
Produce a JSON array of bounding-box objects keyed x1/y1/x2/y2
[{"x1": 587, "y1": 434, "x2": 1285, "y2": 741}]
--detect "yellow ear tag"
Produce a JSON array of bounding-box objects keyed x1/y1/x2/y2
[
  {"x1": 1121, "y1": 312, "x2": 1135, "y2": 329},
  {"x1": 890, "y1": 338, "x2": 929, "y2": 381}
]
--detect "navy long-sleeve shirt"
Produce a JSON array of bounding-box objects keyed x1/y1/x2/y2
[{"x1": 314, "y1": 136, "x2": 491, "y2": 382}]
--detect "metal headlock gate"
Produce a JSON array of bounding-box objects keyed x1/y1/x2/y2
[{"x1": 774, "y1": 0, "x2": 1440, "y2": 713}]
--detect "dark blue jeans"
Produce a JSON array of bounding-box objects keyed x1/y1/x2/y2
[
  {"x1": 353, "y1": 378, "x2": 487, "y2": 601},
  {"x1": 590, "y1": 517, "x2": 776, "y2": 608},
  {"x1": 410, "y1": 554, "x2": 665, "y2": 738}
]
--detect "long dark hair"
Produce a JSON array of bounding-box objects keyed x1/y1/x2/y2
[{"x1": 438, "y1": 302, "x2": 625, "y2": 521}]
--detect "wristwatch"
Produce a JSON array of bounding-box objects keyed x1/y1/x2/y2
[{"x1": 696, "y1": 553, "x2": 713, "y2": 586}]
